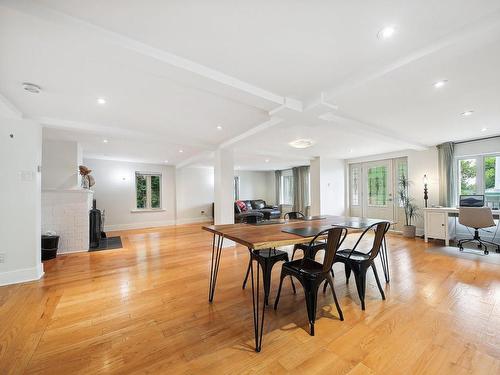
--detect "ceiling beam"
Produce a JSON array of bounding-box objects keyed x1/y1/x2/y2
[
  {"x1": 0, "y1": 91, "x2": 23, "y2": 119},
  {"x1": 37, "y1": 117, "x2": 214, "y2": 150},
  {"x1": 320, "y1": 111, "x2": 428, "y2": 151},
  {"x1": 2, "y1": 0, "x2": 286, "y2": 110},
  {"x1": 219, "y1": 116, "x2": 284, "y2": 149},
  {"x1": 308, "y1": 8, "x2": 500, "y2": 106}
]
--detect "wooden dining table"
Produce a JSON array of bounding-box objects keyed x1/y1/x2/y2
[{"x1": 202, "y1": 215, "x2": 391, "y2": 352}]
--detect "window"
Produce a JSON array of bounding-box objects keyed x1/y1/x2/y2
[
  {"x1": 280, "y1": 170, "x2": 293, "y2": 205},
  {"x1": 234, "y1": 176, "x2": 240, "y2": 200},
  {"x1": 135, "y1": 172, "x2": 162, "y2": 209},
  {"x1": 395, "y1": 158, "x2": 408, "y2": 208},
  {"x1": 350, "y1": 165, "x2": 360, "y2": 206},
  {"x1": 457, "y1": 155, "x2": 500, "y2": 208},
  {"x1": 459, "y1": 158, "x2": 477, "y2": 195},
  {"x1": 367, "y1": 166, "x2": 387, "y2": 206}
]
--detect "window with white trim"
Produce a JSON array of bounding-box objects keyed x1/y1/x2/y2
[
  {"x1": 280, "y1": 169, "x2": 293, "y2": 205},
  {"x1": 457, "y1": 154, "x2": 500, "y2": 208},
  {"x1": 135, "y1": 172, "x2": 162, "y2": 209}
]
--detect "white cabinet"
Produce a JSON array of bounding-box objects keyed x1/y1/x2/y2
[
  {"x1": 426, "y1": 212, "x2": 447, "y2": 238},
  {"x1": 423, "y1": 208, "x2": 453, "y2": 246}
]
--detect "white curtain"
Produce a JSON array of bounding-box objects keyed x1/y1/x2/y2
[{"x1": 292, "y1": 166, "x2": 310, "y2": 214}]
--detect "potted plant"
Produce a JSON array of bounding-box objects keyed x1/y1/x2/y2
[{"x1": 398, "y1": 174, "x2": 420, "y2": 238}]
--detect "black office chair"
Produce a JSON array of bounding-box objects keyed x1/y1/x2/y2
[
  {"x1": 324, "y1": 221, "x2": 390, "y2": 310},
  {"x1": 274, "y1": 226, "x2": 348, "y2": 336},
  {"x1": 284, "y1": 211, "x2": 326, "y2": 261}
]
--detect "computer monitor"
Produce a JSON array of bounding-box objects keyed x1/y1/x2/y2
[{"x1": 459, "y1": 195, "x2": 485, "y2": 207}]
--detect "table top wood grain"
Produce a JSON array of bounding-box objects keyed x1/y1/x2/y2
[{"x1": 202, "y1": 215, "x2": 390, "y2": 249}]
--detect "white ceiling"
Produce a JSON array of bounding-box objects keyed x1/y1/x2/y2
[{"x1": 1, "y1": 0, "x2": 500, "y2": 170}]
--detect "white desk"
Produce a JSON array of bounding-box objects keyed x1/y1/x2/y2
[{"x1": 423, "y1": 207, "x2": 500, "y2": 246}]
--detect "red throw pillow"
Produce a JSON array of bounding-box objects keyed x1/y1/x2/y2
[{"x1": 236, "y1": 200, "x2": 247, "y2": 212}]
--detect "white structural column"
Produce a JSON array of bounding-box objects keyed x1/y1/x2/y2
[
  {"x1": 309, "y1": 157, "x2": 346, "y2": 217},
  {"x1": 0, "y1": 116, "x2": 44, "y2": 286},
  {"x1": 214, "y1": 148, "x2": 235, "y2": 225}
]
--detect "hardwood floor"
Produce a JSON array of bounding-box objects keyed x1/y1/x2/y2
[{"x1": 1, "y1": 223, "x2": 499, "y2": 374}]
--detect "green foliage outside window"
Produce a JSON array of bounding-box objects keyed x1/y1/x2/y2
[
  {"x1": 136, "y1": 175, "x2": 147, "y2": 208},
  {"x1": 484, "y1": 156, "x2": 495, "y2": 191},
  {"x1": 151, "y1": 175, "x2": 161, "y2": 208},
  {"x1": 459, "y1": 159, "x2": 477, "y2": 195}
]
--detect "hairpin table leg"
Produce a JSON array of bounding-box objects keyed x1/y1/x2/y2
[
  {"x1": 380, "y1": 236, "x2": 390, "y2": 283},
  {"x1": 209, "y1": 234, "x2": 223, "y2": 302},
  {"x1": 249, "y1": 248, "x2": 266, "y2": 352}
]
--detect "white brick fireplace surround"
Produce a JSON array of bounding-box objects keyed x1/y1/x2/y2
[{"x1": 42, "y1": 189, "x2": 94, "y2": 253}]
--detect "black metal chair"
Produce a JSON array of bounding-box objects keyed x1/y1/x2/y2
[
  {"x1": 325, "y1": 221, "x2": 390, "y2": 310},
  {"x1": 284, "y1": 211, "x2": 326, "y2": 261},
  {"x1": 242, "y1": 213, "x2": 264, "y2": 224},
  {"x1": 274, "y1": 226, "x2": 348, "y2": 336},
  {"x1": 283, "y1": 211, "x2": 305, "y2": 220},
  {"x1": 241, "y1": 213, "x2": 291, "y2": 304}
]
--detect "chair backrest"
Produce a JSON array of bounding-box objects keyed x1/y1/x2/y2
[
  {"x1": 284, "y1": 211, "x2": 305, "y2": 220},
  {"x1": 348, "y1": 221, "x2": 391, "y2": 261},
  {"x1": 459, "y1": 207, "x2": 495, "y2": 229},
  {"x1": 306, "y1": 227, "x2": 347, "y2": 272}
]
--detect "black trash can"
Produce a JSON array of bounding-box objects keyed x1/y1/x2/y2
[{"x1": 41, "y1": 235, "x2": 59, "y2": 261}]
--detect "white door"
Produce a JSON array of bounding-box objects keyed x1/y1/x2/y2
[{"x1": 363, "y1": 160, "x2": 395, "y2": 221}]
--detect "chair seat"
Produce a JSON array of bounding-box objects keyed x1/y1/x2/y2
[
  {"x1": 252, "y1": 249, "x2": 288, "y2": 260},
  {"x1": 336, "y1": 249, "x2": 371, "y2": 262},
  {"x1": 295, "y1": 242, "x2": 326, "y2": 251},
  {"x1": 283, "y1": 258, "x2": 324, "y2": 276}
]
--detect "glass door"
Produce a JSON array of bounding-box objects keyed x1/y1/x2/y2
[{"x1": 363, "y1": 160, "x2": 394, "y2": 221}]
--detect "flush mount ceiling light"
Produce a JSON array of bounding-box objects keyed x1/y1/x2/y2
[
  {"x1": 97, "y1": 97, "x2": 106, "y2": 105},
  {"x1": 179, "y1": 149, "x2": 184, "y2": 153},
  {"x1": 289, "y1": 139, "x2": 314, "y2": 149},
  {"x1": 216, "y1": 125, "x2": 223, "y2": 130},
  {"x1": 22, "y1": 82, "x2": 41, "y2": 94},
  {"x1": 265, "y1": 159, "x2": 270, "y2": 163},
  {"x1": 481, "y1": 127, "x2": 487, "y2": 132},
  {"x1": 433, "y1": 80, "x2": 448, "y2": 88},
  {"x1": 461, "y1": 110, "x2": 474, "y2": 117},
  {"x1": 378, "y1": 26, "x2": 396, "y2": 39},
  {"x1": 103, "y1": 139, "x2": 108, "y2": 143}
]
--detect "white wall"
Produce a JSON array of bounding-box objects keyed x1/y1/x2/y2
[
  {"x1": 455, "y1": 137, "x2": 500, "y2": 157},
  {"x1": 235, "y1": 170, "x2": 275, "y2": 204},
  {"x1": 0, "y1": 117, "x2": 44, "y2": 286},
  {"x1": 84, "y1": 158, "x2": 177, "y2": 231},
  {"x1": 176, "y1": 166, "x2": 214, "y2": 224},
  {"x1": 42, "y1": 139, "x2": 80, "y2": 190},
  {"x1": 310, "y1": 157, "x2": 346, "y2": 216}
]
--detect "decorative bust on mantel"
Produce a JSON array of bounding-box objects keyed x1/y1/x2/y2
[{"x1": 79, "y1": 165, "x2": 95, "y2": 189}]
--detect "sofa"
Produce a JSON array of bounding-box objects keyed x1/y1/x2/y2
[{"x1": 235, "y1": 199, "x2": 281, "y2": 222}]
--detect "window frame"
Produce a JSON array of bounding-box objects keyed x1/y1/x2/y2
[
  {"x1": 135, "y1": 172, "x2": 162, "y2": 210},
  {"x1": 280, "y1": 169, "x2": 293, "y2": 205},
  {"x1": 456, "y1": 152, "x2": 500, "y2": 205}
]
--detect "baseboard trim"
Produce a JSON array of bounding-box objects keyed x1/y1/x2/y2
[
  {"x1": 0, "y1": 263, "x2": 44, "y2": 287},
  {"x1": 104, "y1": 217, "x2": 211, "y2": 232}
]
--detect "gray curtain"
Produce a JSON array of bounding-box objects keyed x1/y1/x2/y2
[
  {"x1": 437, "y1": 142, "x2": 456, "y2": 207},
  {"x1": 292, "y1": 166, "x2": 310, "y2": 214},
  {"x1": 275, "y1": 170, "x2": 281, "y2": 206}
]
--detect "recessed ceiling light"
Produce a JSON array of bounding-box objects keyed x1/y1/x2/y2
[
  {"x1": 265, "y1": 159, "x2": 270, "y2": 163},
  {"x1": 378, "y1": 26, "x2": 396, "y2": 39},
  {"x1": 461, "y1": 110, "x2": 474, "y2": 117},
  {"x1": 289, "y1": 139, "x2": 314, "y2": 149},
  {"x1": 103, "y1": 139, "x2": 108, "y2": 143},
  {"x1": 164, "y1": 160, "x2": 169, "y2": 163},
  {"x1": 22, "y1": 82, "x2": 41, "y2": 94},
  {"x1": 349, "y1": 149, "x2": 353, "y2": 153},
  {"x1": 97, "y1": 97, "x2": 106, "y2": 105},
  {"x1": 481, "y1": 127, "x2": 487, "y2": 132},
  {"x1": 216, "y1": 125, "x2": 223, "y2": 130},
  {"x1": 433, "y1": 80, "x2": 448, "y2": 88},
  {"x1": 179, "y1": 149, "x2": 184, "y2": 153}
]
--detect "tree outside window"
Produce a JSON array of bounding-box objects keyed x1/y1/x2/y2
[{"x1": 135, "y1": 172, "x2": 162, "y2": 209}]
